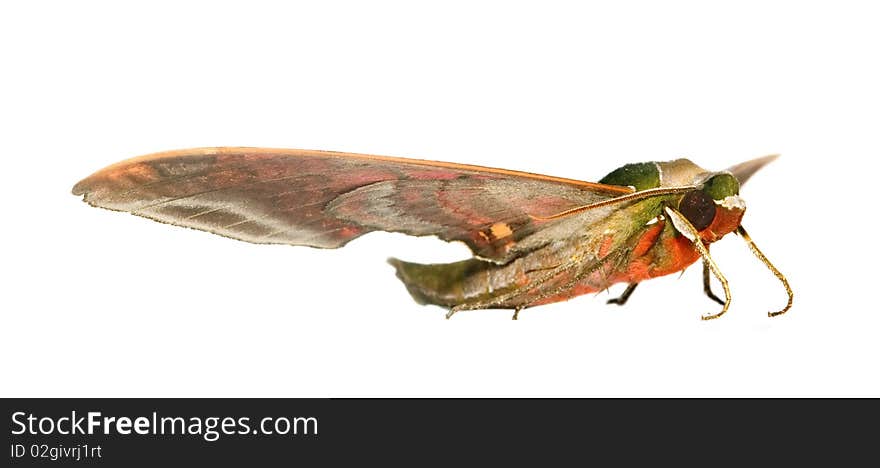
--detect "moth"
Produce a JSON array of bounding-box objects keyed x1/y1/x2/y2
[{"x1": 72, "y1": 147, "x2": 792, "y2": 320}]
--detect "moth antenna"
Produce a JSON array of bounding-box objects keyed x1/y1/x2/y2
[
  {"x1": 736, "y1": 225, "x2": 793, "y2": 317},
  {"x1": 531, "y1": 186, "x2": 697, "y2": 221},
  {"x1": 664, "y1": 207, "x2": 731, "y2": 320}
]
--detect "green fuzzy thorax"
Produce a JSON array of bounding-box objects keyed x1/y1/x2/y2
[{"x1": 599, "y1": 162, "x2": 661, "y2": 191}]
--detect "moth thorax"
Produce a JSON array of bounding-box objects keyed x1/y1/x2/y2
[
  {"x1": 599, "y1": 162, "x2": 660, "y2": 190},
  {"x1": 656, "y1": 159, "x2": 708, "y2": 188}
]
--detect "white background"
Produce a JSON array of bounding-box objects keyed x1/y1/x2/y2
[{"x1": 2, "y1": 1, "x2": 877, "y2": 397}]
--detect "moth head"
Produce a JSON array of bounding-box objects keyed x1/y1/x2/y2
[
  {"x1": 602, "y1": 155, "x2": 777, "y2": 243},
  {"x1": 677, "y1": 172, "x2": 745, "y2": 242}
]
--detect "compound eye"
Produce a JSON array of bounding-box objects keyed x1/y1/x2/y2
[{"x1": 678, "y1": 190, "x2": 716, "y2": 231}]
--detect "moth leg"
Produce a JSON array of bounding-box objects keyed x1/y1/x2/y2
[
  {"x1": 697, "y1": 251, "x2": 730, "y2": 320},
  {"x1": 445, "y1": 306, "x2": 462, "y2": 320},
  {"x1": 511, "y1": 307, "x2": 523, "y2": 320},
  {"x1": 607, "y1": 283, "x2": 639, "y2": 306},
  {"x1": 702, "y1": 261, "x2": 725, "y2": 306},
  {"x1": 664, "y1": 207, "x2": 731, "y2": 320}
]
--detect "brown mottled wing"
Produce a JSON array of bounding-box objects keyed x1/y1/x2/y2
[{"x1": 72, "y1": 147, "x2": 633, "y2": 263}]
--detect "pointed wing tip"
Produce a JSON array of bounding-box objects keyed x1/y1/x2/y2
[
  {"x1": 71, "y1": 178, "x2": 90, "y2": 197},
  {"x1": 70, "y1": 146, "x2": 232, "y2": 193},
  {"x1": 71, "y1": 171, "x2": 111, "y2": 204}
]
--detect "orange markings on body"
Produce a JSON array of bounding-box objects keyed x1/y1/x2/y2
[
  {"x1": 598, "y1": 235, "x2": 614, "y2": 258},
  {"x1": 623, "y1": 258, "x2": 654, "y2": 283},
  {"x1": 617, "y1": 221, "x2": 670, "y2": 284},
  {"x1": 646, "y1": 234, "x2": 702, "y2": 279},
  {"x1": 700, "y1": 206, "x2": 745, "y2": 243},
  {"x1": 632, "y1": 221, "x2": 664, "y2": 257},
  {"x1": 522, "y1": 205, "x2": 750, "y2": 308}
]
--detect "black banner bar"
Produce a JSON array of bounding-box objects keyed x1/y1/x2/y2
[{"x1": 2, "y1": 399, "x2": 872, "y2": 465}]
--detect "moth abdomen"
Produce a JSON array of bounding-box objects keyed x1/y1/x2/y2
[{"x1": 388, "y1": 257, "x2": 526, "y2": 310}]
